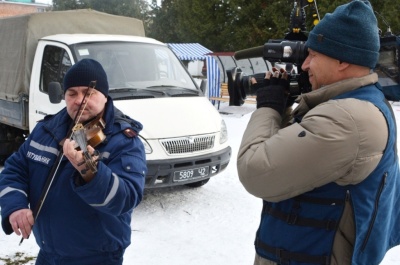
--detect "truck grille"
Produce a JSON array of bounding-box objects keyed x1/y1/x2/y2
[{"x1": 160, "y1": 134, "x2": 215, "y2": 154}]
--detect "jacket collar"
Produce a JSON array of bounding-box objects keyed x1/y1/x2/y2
[{"x1": 293, "y1": 73, "x2": 378, "y2": 117}]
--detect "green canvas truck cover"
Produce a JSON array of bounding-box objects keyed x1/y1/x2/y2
[{"x1": 0, "y1": 9, "x2": 145, "y2": 102}]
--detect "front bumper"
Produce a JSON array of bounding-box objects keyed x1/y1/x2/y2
[{"x1": 144, "y1": 146, "x2": 232, "y2": 188}]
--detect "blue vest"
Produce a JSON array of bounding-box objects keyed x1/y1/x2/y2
[{"x1": 255, "y1": 84, "x2": 400, "y2": 265}]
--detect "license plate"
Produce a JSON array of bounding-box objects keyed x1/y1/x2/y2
[{"x1": 173, "y1": 166, "x2": 210, "y2": 182}]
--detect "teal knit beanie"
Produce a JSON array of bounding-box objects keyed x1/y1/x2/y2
[{"x1": 306, "y1": 0, "x2": 379, "y2": 69}]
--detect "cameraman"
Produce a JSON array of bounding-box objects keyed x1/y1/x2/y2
[{"x1": 237, "y1": 1, "x2": 400, "y2": 265}]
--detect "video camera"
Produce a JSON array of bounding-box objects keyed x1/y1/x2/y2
[
  {"x1": 226, "y1": 0, "x2": 312, "y2": 106},
  {"x1": 231, "y1": 39, "x2": 311, "y2": 103}
]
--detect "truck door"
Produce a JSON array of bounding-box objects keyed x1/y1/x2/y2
[{"x1": 29, "y1": 42, "x2": 72, "y2": 131}]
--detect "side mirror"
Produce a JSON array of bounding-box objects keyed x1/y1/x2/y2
[{"x1": 48, "y1": 82, "x2": 64, "y2": 104}]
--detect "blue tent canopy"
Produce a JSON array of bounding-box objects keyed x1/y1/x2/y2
[
  {"x1": 167, "y1": 43, "x2": 220, "y2": 102},
  {"x1": 167, "y1": 43, "x2": 212, "y2": 61}
]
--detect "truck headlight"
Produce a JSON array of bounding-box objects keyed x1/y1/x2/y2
[
  {"x1": 139, "y1": 136, "x2": 152, "y2": 154},
  {"x1": 219, "y1": 119, "x2": 228, "y2": 144}
]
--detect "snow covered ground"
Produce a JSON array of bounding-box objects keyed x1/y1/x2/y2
[{"x1": 1, "y1": 101, "x2": 400, "y2": 265}]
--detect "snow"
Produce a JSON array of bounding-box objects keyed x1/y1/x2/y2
[{"x1": 1, "y1": 101, "x2": 400, "y2": 264}]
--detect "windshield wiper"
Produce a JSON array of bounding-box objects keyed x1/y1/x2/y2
[
  {"x1": 109, "y1": 88, "x2": 137, "y2": 93},
  {"x1": 110, "y1": 87, "x2": 165, "y2": 95},
  {"x1": 147, "y1": 85, "x2": 199, "y2": 95}
]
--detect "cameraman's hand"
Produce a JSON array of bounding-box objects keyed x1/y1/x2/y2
[{"x1": 256, "y1": 69, "x2": 290, "y2": 115}]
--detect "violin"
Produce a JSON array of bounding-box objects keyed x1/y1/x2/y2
[
  {"x1": 83, "y1": 116, "x2": 106, "y2": 148},
  {"x1": 72, "y1": 118, "x2": 105, "y2": 174}
]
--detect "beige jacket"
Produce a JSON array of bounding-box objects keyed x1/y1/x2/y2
[{"x1": 237, "y1": 73, "x2": 388, "y2": 265}]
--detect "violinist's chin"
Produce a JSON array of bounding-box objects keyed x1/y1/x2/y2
[{"x1": 68, "y1": 109, "x2": 88, "y2": 122}]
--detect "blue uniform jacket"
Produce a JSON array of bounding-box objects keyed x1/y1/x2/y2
[{"x1": 0, "y1": 97, "x2": 147, "y2": 257}]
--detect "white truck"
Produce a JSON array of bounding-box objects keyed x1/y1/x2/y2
[{"x1": 0, "y1": 9, "x2": 231, "y2": 188}]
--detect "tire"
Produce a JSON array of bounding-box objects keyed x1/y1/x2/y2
[{"x1": 184, "y1": 178, "x2": 210, "y2": 188}]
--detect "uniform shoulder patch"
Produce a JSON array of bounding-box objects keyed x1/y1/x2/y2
[{"x1": 123, "y1": 128, "x2": 137, "y2": 138}]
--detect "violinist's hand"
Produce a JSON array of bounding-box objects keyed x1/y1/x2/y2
[
  {"x1": 63, "y1": 139, "x2": 98, "y2": 182},
  {"x1": 9, "y1": 209, "x2": 34, "y2": 239}
]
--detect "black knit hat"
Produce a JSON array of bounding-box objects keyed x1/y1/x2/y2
[
  {"x1": 63, "y1": 59, "x2": 109, "y2": 97},
  {"x1": 306, "y1": 0, "x2": 379, "y2": 69}
]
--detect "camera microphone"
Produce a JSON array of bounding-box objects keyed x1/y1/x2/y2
[
  {"x1": 234, "y1": 46, "x2": 264, "y2": 60},
  {"x1": 234, "y1": 41, "x2": 308, "y2": 65}
]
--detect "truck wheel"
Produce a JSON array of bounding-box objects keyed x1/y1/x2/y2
[{"x1": 185, "y1": 178, "x2": 210, "y2": 188}]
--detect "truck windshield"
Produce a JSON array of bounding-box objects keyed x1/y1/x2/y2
[{"x1": 71, "y1": 42, "x2": 197, "y2": 91}]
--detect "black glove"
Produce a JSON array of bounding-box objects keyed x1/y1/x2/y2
[
  {"x1": 250, "y1": 82, "x2": 266, "y2": 94},
  {"x1": 256, "y1": 77, "x2": 290, "y2": 115}
]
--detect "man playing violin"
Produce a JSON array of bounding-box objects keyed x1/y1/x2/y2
[{"x1": 0, "y1": 59, "x2": 147, "y2": 265}]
